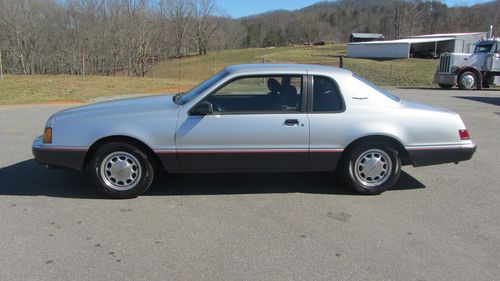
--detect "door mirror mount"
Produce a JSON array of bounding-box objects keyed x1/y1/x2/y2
[{"x1": 190, "y1": 101, "x2": 213, "y2": 116}]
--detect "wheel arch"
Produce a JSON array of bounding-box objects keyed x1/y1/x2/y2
[
  {"x1": 341, "y1": 135, "x2": 411, "y2": 166},
  {"x1": 83, "y1": 135, "x2": 164, "y2": 171},
  {"x1": 457, "y1": 67, "x2": 483, "y2": 90}
]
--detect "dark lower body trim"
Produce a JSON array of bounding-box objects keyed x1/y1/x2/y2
[
  {"x1": 407, "y1": 144, "x2": 476, "y2": 167},
  {"x1": 32, "y1": 146, "x2": 87, "y2": 171},
  {"x1": 156, "y1": 149, "x2": 343, "y2": 172}
]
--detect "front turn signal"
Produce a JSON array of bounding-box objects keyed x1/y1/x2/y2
[{"x1": 43, "y1": 127, "x2": 52, "y2": 144}]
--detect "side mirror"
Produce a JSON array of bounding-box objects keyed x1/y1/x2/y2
[{"x1": 190, "y1": 101, "x2": 213, "y2": 116}]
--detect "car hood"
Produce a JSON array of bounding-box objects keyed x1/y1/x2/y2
[{"x1": 52, "y1": 94, "x2": 179, "y2": 123}]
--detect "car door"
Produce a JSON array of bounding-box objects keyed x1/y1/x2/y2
[
  {"x1": 175, "y1": 74, "x2": 309, "y2": 172},
  {"x1": 306, "y1": 75, "x2": 347, "y2": 171}
]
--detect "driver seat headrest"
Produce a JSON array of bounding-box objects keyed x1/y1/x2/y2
[{"x1": 267, "y1": 78, "x2": 281, "y2": 92}]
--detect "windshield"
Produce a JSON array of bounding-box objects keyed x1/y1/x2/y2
[
  {"x1": 353, "y1": 74, "x2": 401, "y2": 102},
  {"x1": 177, "y1": 70, "x2": 228, "y2": 105},
  {"x1": 474, "y1": 44, "x2": 494, "y2": 53}
]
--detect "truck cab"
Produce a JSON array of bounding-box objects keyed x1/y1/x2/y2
[{"x1": 434, "y1": 37, "x2": 500, "y2": 90}]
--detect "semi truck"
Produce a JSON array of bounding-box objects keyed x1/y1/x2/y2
[{"x1": 434, "y1": 26, "x2": 500, "y2": 90}]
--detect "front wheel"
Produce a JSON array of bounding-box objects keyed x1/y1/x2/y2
[
  {"x1": 340, "y1": 142, "x2": 401, "y2": 195},
  {"x1": 458, "y1": 71, "x2": 477, "y2": 90},
  {"x1": 88, "y1": 142, "x2": 155, "y2": 199}
]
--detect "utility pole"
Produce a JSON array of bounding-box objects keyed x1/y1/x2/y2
[{"x1": 0, "y1": 49, "x2": 4, "y2": 80}]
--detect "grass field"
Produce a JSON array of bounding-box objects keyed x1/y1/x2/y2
[{"x1": 0, "y1": 45, "x2": 440, "y2": 104}]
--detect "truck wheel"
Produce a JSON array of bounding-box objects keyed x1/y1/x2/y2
[
  {"x1": 438, "y1": 84, "x2": 453, "y2": 89},
  {"x1": 88, "y1": 142, "x2": 154, "y2": 199},
  {"x1": 458, "y1": 71, "x2": 477, "y2": 90},
  {"x1": 340, "y1": 142, "x2": 401, "y2": 195}
]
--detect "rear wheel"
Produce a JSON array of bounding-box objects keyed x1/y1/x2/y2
[
  {"x1": 340, "y1": 142, "x2": 401, "y2": 195},
  {"x1": 88, "y1": 142, "x2": 154, "y2": 199},
  {"x1": 458, "y1": 71, "x2": 477, "y2": 90},
  {"x1": 438, "y1": 83, "x2": 453, "y2": 89}
]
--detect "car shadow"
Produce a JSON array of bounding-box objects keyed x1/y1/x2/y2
[
  {"x1": 453, "y1": 96, "x2": 500, "y2": 107},
  {"x1": 0, "y1": 159, "x2": 425, "y2": 199}
]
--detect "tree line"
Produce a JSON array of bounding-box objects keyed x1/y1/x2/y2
[
  {"x1": 243, "y1": 0, "x2": 499, "y2": 47},
  {"x1": 0, "y1": 0, "x2": 227, "y2": 76},
  {"x1": 0, "y1": 0, "x2": 498, "y2": 76}
]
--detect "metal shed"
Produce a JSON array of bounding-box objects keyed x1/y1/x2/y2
[
  {"x1": 349, "y1": 33, "x2": 385, "y2": 42},
  {"x1": 347, "y1": 32, "x2": 486, "y2": 59}
]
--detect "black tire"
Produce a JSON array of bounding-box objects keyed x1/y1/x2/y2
[
  {"x1": 340, "y1": 142, "x2": 401, "y2": 195},
  {"x1": 438, "y1": 83, "x2": 453, "y2": 89},
  {"x1": 88, "y1": 142, "x2": 154, "y2": 199},
  {"x1": 458, "y1": 71, "x2": 477, "y2": 90}
]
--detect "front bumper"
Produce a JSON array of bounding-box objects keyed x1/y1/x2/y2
[
  {"x1": 407, "y1": 143, "x2": 477, "y2": 167},
  {"x1": 433, "y1": 73, "x2": 457, "y2": 86},
  {"x1": 32, "y1": 136, "x2": 87, "y2": 171}
]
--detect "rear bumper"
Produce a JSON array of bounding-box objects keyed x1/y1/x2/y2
[
  {"x1": 407, "y1": 143, "x2": 476, "y2": 167},
  {"x1": 32, "y1": 136, "x2": 87, "y2": 171},
  {"x1": 433, "y1": 73, "x2": 457, "y2": 85}
]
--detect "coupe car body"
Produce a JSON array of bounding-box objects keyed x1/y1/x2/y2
[{"x1": 33, "y1": 64, "x2": 476, "y2": 198}]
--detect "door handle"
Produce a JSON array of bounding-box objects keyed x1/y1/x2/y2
[{"x1": 284, "y1": 119, "x2": 300, "y2": 126}]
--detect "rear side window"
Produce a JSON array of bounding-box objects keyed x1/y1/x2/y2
[
  {"x1": 353, "y1": 74, "x2": 400, "y2": 102},
  {"x1": 312, "y1": 76, "x2": 343, "y2": 112}
]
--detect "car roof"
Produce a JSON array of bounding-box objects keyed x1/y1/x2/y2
[{"x1": 224, "y1": 63, "x2": 353, "y2": 76}]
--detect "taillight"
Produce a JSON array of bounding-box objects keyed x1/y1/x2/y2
[{"x1": 459, "y1": 129, "x2": 470, "y2": 140}]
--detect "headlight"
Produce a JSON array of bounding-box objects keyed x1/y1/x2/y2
[{"x1": 451, "y1": 66, "x2": 458, "y2": 73}]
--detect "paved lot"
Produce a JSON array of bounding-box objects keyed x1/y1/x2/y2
[{"x1": 0, "y1": 88, "x2": 499, "y2": 281}]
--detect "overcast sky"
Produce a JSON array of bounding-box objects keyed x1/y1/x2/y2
[{"x1": 215, "y1": 0, "x2": 494, "y2": 18}]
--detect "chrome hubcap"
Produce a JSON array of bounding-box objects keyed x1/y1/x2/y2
[
  {"x1": 461, "y1": 74, "x2": 475, "y2": 89},
  {"x1": 100, "y1": 151, "x2": 141, "y2": 191},
  {"x1": 354, "y1": 149, "x2": 392, "y2": 187}
]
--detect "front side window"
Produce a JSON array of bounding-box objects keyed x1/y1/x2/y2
[
  {"x1": 207, "y1": 75, "x2": 303, "y2": 113},
  {"x1": 312, "y1": 76, "x2": 343, "y2": 112},
  {"x1": 177, "y1": 70, "x2": 228, "y2": 105}
]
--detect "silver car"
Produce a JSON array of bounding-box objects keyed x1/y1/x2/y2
[{"x1": 32, "y1": 64, "x2": 476, "y2": 198}]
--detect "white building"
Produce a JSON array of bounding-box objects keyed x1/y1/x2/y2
[{"x1": 347, "y1": 32, "x2": 487, "y2": 59}]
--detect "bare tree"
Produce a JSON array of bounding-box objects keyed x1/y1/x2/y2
[
  {"x1": 211, "y1": 18, "x2": 247, "y2": 51},
  {"x1": 160, "y1": 0, "x2": 191, "y2": 57},
  {"x1": 295, "y1": 12, "x2": 331, "y2": 44},
  {"x1": 191, "y1": 0, "x2": 221, "y2": 55}
]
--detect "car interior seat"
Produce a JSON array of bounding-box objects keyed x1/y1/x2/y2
[{"x1": 280, "y1": 77, "x2": 299, "y2": 110}]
